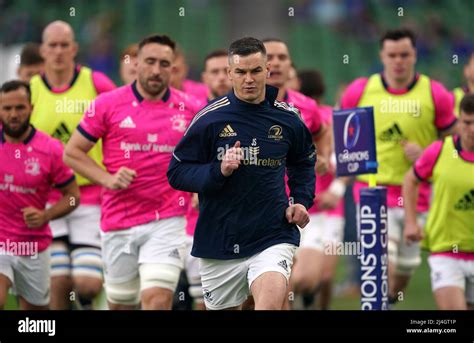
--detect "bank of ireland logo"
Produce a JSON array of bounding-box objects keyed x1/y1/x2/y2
[
  {"x1": 24, "y1": 158, "x2": 40, "y2": 176},
  {"x1": 343, "y1": 111, "x2": 361, "y2": 149},
  {"x1": 268, "y1": 125, "x2": 283, "y2": 140}
]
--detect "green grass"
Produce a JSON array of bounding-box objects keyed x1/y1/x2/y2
[
  {"x1": 5, "y1": 251, "x2": 436, "y2": 310},
  {"x1": 331, "y1": 250, "x2": 437, "y2": 310}
]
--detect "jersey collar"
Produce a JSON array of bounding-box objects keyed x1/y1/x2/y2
[
  {"x1": 42, "y1": 64, "x2": 81, "y2": 93},
  {"x1": 380, "y1": 72, "x2": 419, "y2": 94}
]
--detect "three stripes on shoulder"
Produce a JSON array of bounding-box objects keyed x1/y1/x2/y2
[{"x1": 185, "y1": 97, "x2": 230, "y2": 135}]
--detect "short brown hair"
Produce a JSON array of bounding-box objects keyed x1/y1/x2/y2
[
  {"x1": 20, "y1": 43, "x2": 43, "y2": 66},
  {"x1": 460, "y1": 93, "x2": 474, "y2": 115}
]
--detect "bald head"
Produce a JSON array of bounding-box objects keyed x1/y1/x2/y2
[
  {"x1": 40, "y1": 21, "x2": 78, "y2": 73},
  {"x1": 42, "y1": 21, "x2": 75, "y2": 43}
]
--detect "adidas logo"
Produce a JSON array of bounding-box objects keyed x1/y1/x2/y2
[
  {"x1": 277, "y1": 259, "x2": 288, "y2": 272},
  {"x1": 119, "y1": 116, "x2": 136, "y2": 128},
  {"x1": 454, "y1": 189, "x2": 474, "y2": 211},
  {"x1": 168, "y1": 248, "x2": 181, "y2": 259},
  {"x1": 53, "y1": 122, "x2": 71, "y2": 144},
  {"x1": 219, "y1": 124, "x2": 237, "y2": 137},
  {"x1": 379, "y1": 123, "x2": 404, "y2": 142}
]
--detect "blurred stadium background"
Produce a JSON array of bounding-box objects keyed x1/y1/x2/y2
[{"x1": 1, "y1": 0, "x2": 472, "y2": 310}]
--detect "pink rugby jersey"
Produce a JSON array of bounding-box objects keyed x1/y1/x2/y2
[
  {"x1": 309, "y1": 104, "x2": 344, "y2": 217},
  {"x1": 0, "y1": 128, "x2": 75, "y2": 255},
  {"x1": 285, "y1": 89, "x2": 322, "y2": 135},
  {"x1": 78, "y1": 81, "x2": 203, "y2": 232},
  {"x1": 414, "y1": 136, "x2": 474, "y2": 261},
  {"x1": 182, "y1": 79, "x2": 209, "y2": 103},
  {"x1": 47, "y1": 65, "x2": 116, "y2": 205},
  {"x1": 341, "y1": 74, "x2": 456, "y2": 212}
]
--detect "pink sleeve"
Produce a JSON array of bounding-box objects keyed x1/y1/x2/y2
[
  {"x1": 50, "y1": 139, "x2": 75, "y2": 187},
  {"x1": 413, "y1": 140, "x2": 444, "y2": 181},
  {"x1": 431, "y1": 80, "x2": 457, "y2": 130},
  {"x1": 340, "y1": 78, "x2": 368, "y2": 109},
  {"x1": 92, "y1": 71, "x2": 116, "y2": 94},
  {"x1": 78, "y1": 95, "x2": 108, "y2": 141}
]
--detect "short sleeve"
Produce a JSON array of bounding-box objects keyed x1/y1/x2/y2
[
  {"x1": 340, "y1": 78, "x2": 368, "y2": 109},
  {"x1": 49, "y1": 139, "x2": 75, "y2": 188},
  {"x1": 431, "y1": 80, "x2": 457, "y2": 130},
  {"x1": 77, "y1": 94, "x2": 108, "y2": 142},
  {"x1": 92, "y1": 71, "x2": 117, "y2": 94},
  {"x1": 413, "y1": 140, "x2": 444, "y2": 181}
]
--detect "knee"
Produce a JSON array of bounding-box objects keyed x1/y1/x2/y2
[
  {"x1": 141, "y1": 290, "x2": 173, "y2": 310},
  {"x1": 74, "y1": 276, "x2": 103, "y2": 299},
  {"x1": 51, "y1": 275, "x2": 73, "y2": 291},
  {"x1": 291, "y1": 274, "x2": 317, "y2": 295}
]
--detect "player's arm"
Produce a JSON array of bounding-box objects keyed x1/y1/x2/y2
[
  {"x1": 23, "y1": 180, "x2": 80, "y2": 229},
  {"x1": 402, "y1": 140, "x2": 442, "y2": 243},
  {"x1": 64, "y1": 131, "x2": 136, "y2": 190},
  {"x1": 168, "y1": 118, "x2": 229, "y2": 193},
  {"x1": 402, "y1": 168, "x2": 423, "y2": 243},
  {"x1": 286, "y1": 119, "x2": 317, "y2": 228},
  {"x1": 313, "y1": 123, "x2": 331, "y2": 175},
  {"x1": 433, "y1": 79, "x2": 459, "y2": 139}
]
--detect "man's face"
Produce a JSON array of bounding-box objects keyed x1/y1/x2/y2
[
  {"x1": 120, "y1": 56, "x2": 138, "y2": 85},
  {"x1": 137, "y1": 43, "x2": 174, "y2": 97},
  {"x1": 228, "y1": 52, "x2": 268, "y2": 104},
  {"x1": 459, "y1": 111, "x2": 474, "y2": 147},
  {"x1": 264, "y1": 41, "x2": 291, "y2": 88},
  {"x1": 18, "y1": 63, "x2": 44, "y2": 83},
  {"x1": 380, "y1": 38, "x2": 417, "y2": 83},
  {"x1": 170, "y1": 54, "x2": 188, "y2": 89},
  {"x1": 41, "y1": 29, "x2": 78, "y2": 72},
  {"x1": 0, "y1": 88, "x2": 32, "y2": 138},
  {"x1": 202, "y1": 56, "x2": 231, "y2": 99}
]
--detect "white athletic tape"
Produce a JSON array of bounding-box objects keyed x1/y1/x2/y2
[{"x1": 139, "y1": 263, "x2": 181, "y2": 292}]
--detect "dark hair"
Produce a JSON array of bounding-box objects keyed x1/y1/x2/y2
[
  {"x1": 460, "y1": 93, "x2": 474, "y2": 115},
  {"x1": 138, "y1": 34, "x2": 176, "y2": 52},
  {"x1": 204, "y1": 49, "x2": 228, "y2": 67},
  {"x1": 20, "y1": 42, "x2": 43, "y2": 66},
  {"x1": 228, "y1": 37, "x2": 266, "y2": 58},
  {"x1": 0, "y1": 80, "x2": 31, "y2": 102},
  {"x1": 380, "y1": 28, "x2": 416, "y2": 48},
  {"x1": 298, "y1": 69, "x2": 325, "y2": 99}
]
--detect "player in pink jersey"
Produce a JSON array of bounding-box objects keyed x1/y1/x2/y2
[
  {"x1": 288, "y1": 70, "x2": 345, "y2": 310},
  {"x1": 403, "y1": 94, "x2": 474, "y2": 310},
  {"x1": 320, "y1": 29, "x2": 458, "y2": 307},
  {"x1": 31, "y1": 21, "x2": 116, "y2": 310},
  {"x1": 64, "y1": 34, "x2": 203, "y2": 310},
  {"x1": 263, "y1": 38, "x2": 331, "y2": 175},
  {"x1": 0, "y1": 80, "x2": 79, "y2": 310},
  {"x1": 170, "y1": 46, "x2": 209, "y2": 102},
  {"x1": 182, "y1": 49, "x2": 232, "y2": 310}
]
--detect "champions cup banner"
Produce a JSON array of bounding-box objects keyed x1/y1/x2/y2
[
  {"x1": 333, "y1": 107, "x2": 377, "y2": 177},
  {"x1": 359, "y1": 187, "x2": 389, "y2": 310}
]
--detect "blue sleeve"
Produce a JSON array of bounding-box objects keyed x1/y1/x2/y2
[
  {"x1": 167, "y1": 118, "x2": 227, "y2": 193},
  {"x1": 286, "y1": 119, "x2": 316, "y2": 210}
]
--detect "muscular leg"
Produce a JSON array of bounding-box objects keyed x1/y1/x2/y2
[
  {"x1": 433, "y1": 287, "x2": 467, "y2": 310},
  {"x1": 251, "y1": 271, "x2": 288, "y2": 310},
  {"x1": 141, "y1": 287, "x2": 174, "y2": 310},
  {"x1": 319, "y1": 254, "x2": 339, "y2": 310}
]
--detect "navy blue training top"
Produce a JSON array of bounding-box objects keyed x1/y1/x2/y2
[{"x1": 167, "y1": 85, "x2": 316, "y2": 259}]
